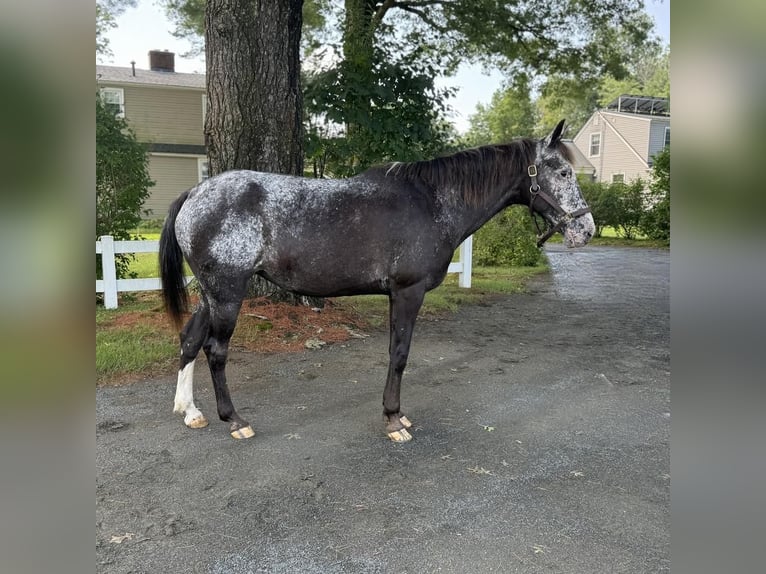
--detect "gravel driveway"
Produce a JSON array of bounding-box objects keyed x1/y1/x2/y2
[{"x1": 97, "y1": 244, "x2": 670, "y2": 573}]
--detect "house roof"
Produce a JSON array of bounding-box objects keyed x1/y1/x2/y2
[
  {"x1": 562, "y1": 140, "x2": 595, "y2": 174},
  {"x1": 96, "y1": 65, "x2": 205, "y2": 89},
  {"x1": 605, "y1": 94, "x2": 669, "y2": 117}
]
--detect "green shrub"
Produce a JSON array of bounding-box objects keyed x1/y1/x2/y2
[
  {"x1": 613, "y1": 178, "x2": 645, "y2": 240},
  {"x1": 96, "y1": 95, "x2": 154, "y2": 280},
  {"x1": 580, "y1": 175, "x2": 653, "y2": 240},
  {"x1": 473, "y1": 206, "x2": 542, "y2": 267},
  {"x1": 579, "y1": 177, "x2": 607, "y2": 237},
  {"x1": 640, "y1": 147, "x2": 670, "y2": 241}
]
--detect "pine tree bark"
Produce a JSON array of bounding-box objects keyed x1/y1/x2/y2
[
  {"x1": 205, "y1": 0, "x2": 303, "y2": 174},
  {"x1": 205, "y1": 0, "x2": 321, "y2": 306}
]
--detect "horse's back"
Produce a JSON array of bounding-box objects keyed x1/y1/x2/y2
[{"x1": 173, "y1": 169, "x2": 453, "y2": 295}]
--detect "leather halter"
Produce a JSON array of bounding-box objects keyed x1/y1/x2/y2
[{"x1": 527, "y1": 165, "x2": 592, "y2": 247}]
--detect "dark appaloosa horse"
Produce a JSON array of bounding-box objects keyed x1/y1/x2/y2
[{"x1": 160, "y1": 120, "x2": 595, "y2": 442}]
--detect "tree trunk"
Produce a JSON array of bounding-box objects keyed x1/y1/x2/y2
[
  {"x1": 205, "y1": 0, "x2": 303, "y2": 174},
  {"x1": 342, "y1": 0, "x2": 378, "y2": 172},
  {"x1": 205, "y1": 0, "x2": 321, "y2": 306}
]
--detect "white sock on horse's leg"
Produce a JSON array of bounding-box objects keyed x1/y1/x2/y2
[{"x1": 173, "y1": 360, "x2": 208, "y2": 428}]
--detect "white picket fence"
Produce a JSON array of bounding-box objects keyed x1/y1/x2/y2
[{"x1": 96, "y1": 234, "x2": 472, "y2": 309}]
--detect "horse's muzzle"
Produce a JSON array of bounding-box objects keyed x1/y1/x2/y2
[{"x1": 563, "y1": 212, "x2": 596, "y2": 248}]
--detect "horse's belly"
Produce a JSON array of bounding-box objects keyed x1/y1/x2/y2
[{"x1": 260, "y1": 253, "x2": 389, "y2": 297}]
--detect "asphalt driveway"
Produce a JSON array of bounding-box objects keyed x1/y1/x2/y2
[{"x1": 97, "y1": 244, "x2": 670, "y2": 573}]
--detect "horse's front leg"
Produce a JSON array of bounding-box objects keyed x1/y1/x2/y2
[
  {"x1": 383, "y1": 283, "x2": 426, "y2": 442},
  {"x1": 204, "y1": 297, "x2": 254, "y2": 440}
]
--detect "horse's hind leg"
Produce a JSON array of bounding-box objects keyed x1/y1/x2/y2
[
  {"x1": 383, "y1": 282, "x2": 426, "y2": 442},
  {"x1": 173, "y1": 304, "x2": 210, "y2": 429},
  {"x1": 204, "y1": 294, "x2": 254, "y2": 439}
]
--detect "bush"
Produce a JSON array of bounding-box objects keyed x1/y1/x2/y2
[
  {"x1": 613, "y1": 178, "x2": 645, "y2": 240},
  {"x1": 579, "y1": 175, "x2": 654, "y2": 240},
  {"x1": 473, "y1": 206, "x2": 542, "y2": 267},
  {"x1": 640, "y1": 147, "x2": 670, "y2": 241},
  {"x1": 579, "y1": 177, "x2": 607, "y2": 237},
  {"x1": 96, "y1": 95, "x2": 154, "y2": 279}
]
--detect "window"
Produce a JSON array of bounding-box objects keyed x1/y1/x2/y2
[
  {"x1": 100, "y1": 87, "x2": 124, "y2": 118},
  {"x1": 589, "y1": 133, "x2": 601, "y2": 157},
  {"x1": 198, "y1": 158, "x2": 209, "y2": 181},
  {"x1": 664, "y1": 126, "x2": 670, "y2": 148},
  {"x1": 611, "y1": 173, "x2": 625, "y2": 184}
]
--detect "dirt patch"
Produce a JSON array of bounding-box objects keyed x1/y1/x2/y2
[
  {"x1": 231, "y1": 297, "x2": 371, "y2": 353},
  {"x1": 98, "y1": 296, "x2": 374, "y2": 386}
]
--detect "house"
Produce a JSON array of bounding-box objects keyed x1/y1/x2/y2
[
  {"x1": 572, "y1": 95, "x2": 670, "y2": 184},
  {"x1": 561, "y1": 139, "x2": 596, "y2": 180},
  {"x1": 97, "y1": 51, "x2": 208, "y2": 219}
]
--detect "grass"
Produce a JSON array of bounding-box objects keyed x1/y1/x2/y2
[
  {"x1": 123, "y1": 232, "x2": 194, "y2": 278},
  {"x1": 547, "y1": 226, "x2": 669, "y2": 249},
  {"x1": 96, "y1": 325, "x2": 178, "y2": 379},
  {"x1": 96, "y1": 296, "x2": 178, "y2": 383},
  {"x1": 333, "y1": 264, "x2": 547, "y2": 328}
]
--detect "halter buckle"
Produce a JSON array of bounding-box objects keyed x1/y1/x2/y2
[{"x1": 528, "y1": 165, "x2": 540, "y2": 193}]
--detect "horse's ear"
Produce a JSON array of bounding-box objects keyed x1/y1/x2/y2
[{"x1": 543, "y1": 119, "x2": 566, "y2": 148}]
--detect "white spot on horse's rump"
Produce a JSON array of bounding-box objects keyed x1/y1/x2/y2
[{"x1": 208, "y1": 215, "x2": 262, "y2": 269}]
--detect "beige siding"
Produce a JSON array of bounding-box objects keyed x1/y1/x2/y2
[
  {"x1": 573, "y1": 111, "x2": 670, "y2": 184},
  {"x1": 600, "y1": 114, "x2": 649, "y2": 183},
  {"x1": 117, "y1": 84, "x2": 205, "y2": 146},
  {"x1": 144, "y1": 154, "x2": 203, "y2": 219},
  {"x1": 574, "y1": 114, "x2": 606, "y2": 180}
]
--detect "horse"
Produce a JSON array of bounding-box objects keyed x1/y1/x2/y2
[{"x1": 159, "y1": 120, "x2": 595, "y2": 442}]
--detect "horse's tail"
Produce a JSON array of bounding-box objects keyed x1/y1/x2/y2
[{"x1": 160, "y1": 190, "x2": 191, "y2": 329}]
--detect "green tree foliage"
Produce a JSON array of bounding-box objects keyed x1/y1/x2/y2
[
  {"x1": 464, "y1": 76, "x2": 536, "y2": 146},
  {"x1": 161, "y1": 0, "x2": 328, "y2": 57},
  {"x1": 96, "y1": 96, "x2": 153, "y2": 279},
  {"x1": 473, "y1": 207, "x2": 542, "y2": 267},
  {"x1": 162, "y1": 0, "x2": 655, "y2": 168},
  {"x1": 468, "y1": 21, "x2": 666, "y2": 143},
  {"x1": 598, "y1": 46, "x2": 670, "y2": 107},
  {"x1": 304, "y1": 43, "x2": 457, "y2": 175},
  {"x1": 536, "y1": 76, "x2": 600, "y2": 137},
  {"x1": 640, "y1": 146, "x2": 670, "y2": 240},
  {"x1": 534, "y1": 20, "x2": 666, "y2": 136}
]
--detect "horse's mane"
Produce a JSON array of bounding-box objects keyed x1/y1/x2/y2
[{"x1": 376, "y1": 139, "x2": 573, "y2": 208}]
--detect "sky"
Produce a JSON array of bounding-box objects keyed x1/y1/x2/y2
[{"x1": 102, "y1": 0, "x2": 670, "y2": 133}]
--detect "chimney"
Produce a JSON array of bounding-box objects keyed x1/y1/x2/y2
[
  {"x1": 130, "y1": 60, "x2": 136, "y2": 76},
  {"x1": 148, "y1": 50, "x2": 175, "y2": 73}
]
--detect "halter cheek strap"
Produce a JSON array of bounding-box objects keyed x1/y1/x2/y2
[{"x1": 527, "y1": 165, "x2": 591, "y2": 247}]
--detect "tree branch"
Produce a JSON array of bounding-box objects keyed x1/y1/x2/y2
[
  {"x1": 395, "y1": 0, "x2": 451, "y2": 7},
  {"x1": 395, "y1": 4, "x2": 448, "y2": 33},
  {"x1": 372, "y1": 0, "x2": 397, "y2": 29}
]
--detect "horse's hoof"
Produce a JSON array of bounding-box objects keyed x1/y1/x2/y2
[
  {"x1": 399, "y1": 415, "x2": 412, "y2": 429},
  {"x1": 185, "y1": 415, "x2": 209, "y2": 429},
  {"x1": 387, "y1": 428, "x2": 412, "y2": 443},
  {"x1": 231, "y1": 425, "x2": 255, "y2": 440}
]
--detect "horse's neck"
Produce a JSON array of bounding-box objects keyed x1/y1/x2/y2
[{"x1": 449, "y1": 183, "x2": 523, "y2": 245}]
